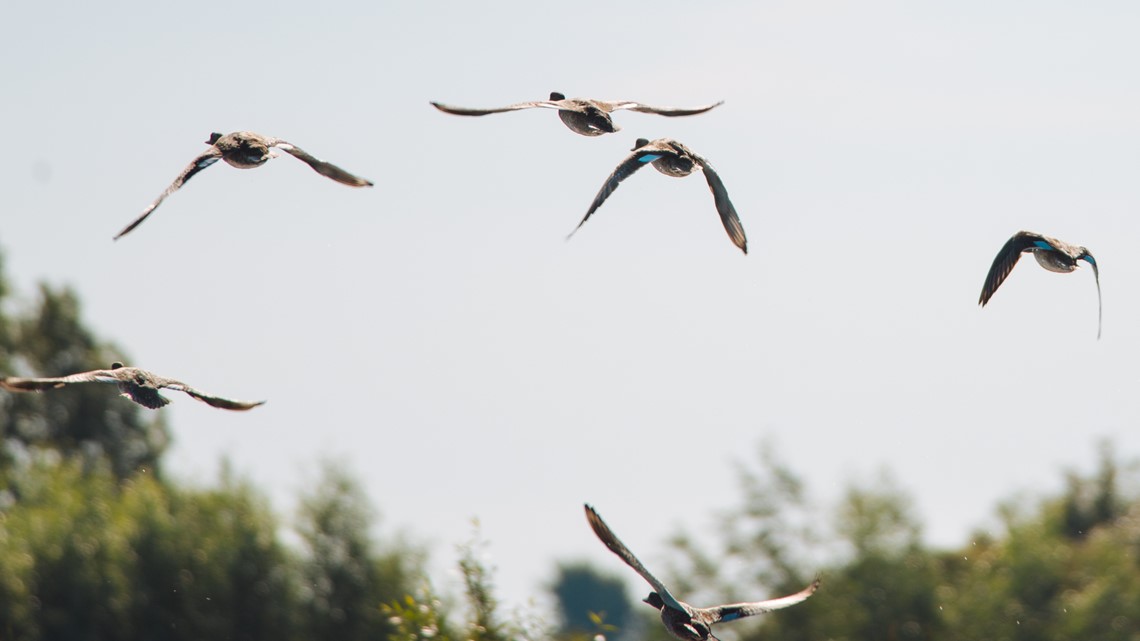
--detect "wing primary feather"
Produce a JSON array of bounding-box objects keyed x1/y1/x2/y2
[
  {"x1": 161, "y1": 379, "x2": 266, "y2": 411},
  {"x1": 978, "y1": 231, "x2": 1039, "y2": 306},
  {"x1": 583, "y1": 505, "x2": 686, "y2": 612},
  {"x1": 696, "y1": 157, "x2": 747, "y2": 254},
  {"x1": 619, "y1": 100, "x2": 725, "y2": 116},
  {"x1": 271, "y1": 142, "x2": 373, "y2": 187},
  {"x1": 707, "y1": 578, "x2": 821, "y2": 623},
  {"x1": 567, "y1": 152, "x2": 654, "y2": 240},
  {"x1": 114, "y1": 150, "x2": 222, "y2": 240},
  {"x1": 429, "y1": 99, "x2": 558, "y2": 116}
]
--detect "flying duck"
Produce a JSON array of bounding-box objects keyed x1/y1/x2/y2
[
  {"x1": 0, "y1": 362, "x2": 265, "y2": 410},
  {"x1": 569, "y1": 138, "x2": 747, "y2": 253},
  {"x1": 978, "y1": 230, "x2": 1101, "y2": 338},
  {"x1": 584, "y1": 504, "x2": 818, "y2": 641},
  {"x1": 430, "y1": 92, "x2": 724, "y2": 136},
  {"x1": 115, "y1": 131, "x2": 373, "y2": 240}
]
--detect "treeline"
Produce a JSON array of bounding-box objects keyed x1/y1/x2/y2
[
  {"x1": 649, "y1": 445, "x2": 1140, "y2": 641},
  {"x1": 398, "y1": 443, "x2": 1140, "y2": 641},
  {"x1": 2, "y1": 248, "x2": 1139, "y2": 641},
  {"x1": 0, "y1": 456, "x2": 418, "y2": 641},
  {"x1": 0, "y1": 254, "x2": 418, "y2": 641}
]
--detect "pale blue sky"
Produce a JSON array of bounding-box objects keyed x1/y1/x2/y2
[{"x1": 3, "y1": 0, "x2": 1140, "y2": 613}]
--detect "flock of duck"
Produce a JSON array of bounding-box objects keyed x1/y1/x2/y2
[{"x1": 0, "y1": 89, "x2": 1105, "y2": 640}]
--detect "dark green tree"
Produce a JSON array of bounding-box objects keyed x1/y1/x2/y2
[
  {"x1": 549, "y1": 562, "x2": 635, "y2": 640},
  {"x1": 298, "y1": 462, "x2": 420, "y2": 641},
  {"x1": 943, "y1": 448, "x2": 1140, "y2": 641},
  {"x1": 770, "y1": 474, "x2": 943, "y2": 641},
  {"x1": 0, "y1": 455, "x2": 302, "y2": 641},
  {"x1": 125, "y1": 464, "x2": 300, "y2": 641}
]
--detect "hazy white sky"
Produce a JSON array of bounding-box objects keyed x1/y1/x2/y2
[{"x1": 3, "y1": 0, "x2": 1140, "y2": 613}]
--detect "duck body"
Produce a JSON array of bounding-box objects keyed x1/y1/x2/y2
[
  {"x1": 642, "y1": 141, "x2": 699, "y2": 177},
  {"x1": 212, "y1": 131, "x2": 275, "y2": 168},
  {"x1": 555, "y1": 99, "x2": 620, "y2": 135},
  {"x1": 1031, "y1": 244, "x2": 1082, "y2": 273},
  {"x1": 658, "y1": 604, "x2": 709, "y2": 641}
]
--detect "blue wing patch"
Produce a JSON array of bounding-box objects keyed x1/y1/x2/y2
[
  {"x1": 638, "y1": 154, "x2": 663, "y2": 163},
  {"x1": 719, "y1": 608, "x2": 744, "y2": 622},
  {"x1": 1033, "y1": 240, "x2": 1054, "y2": 251},
  {"x1": 1082, "y1": 254, "x2": 1097, "y2": 266}
]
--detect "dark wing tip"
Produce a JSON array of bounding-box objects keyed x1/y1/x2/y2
[
  {"x1": 429, "y1": 101, "x2": 465, "y2": 115},
  {"x1": 584, "y1": 503, "x2": 601, "y2": 523},
  {"x1": 979, "y1": 232, "x2": 1037, "y2": 307},
  {"x1": 583, "y1": 504, "x2": 612, "y2": 539},
  {"x1": 113, "y1": 216, "x2": 147, "y2": 241},
  {"x1": 202, "y1": 396, "x2": 266, "y2": 411}
]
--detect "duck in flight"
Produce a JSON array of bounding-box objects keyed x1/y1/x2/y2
[
  {"x1": 584, "y1": 504, "x2": 818, "y2": 641},
  {"x1": 114, "y1": 131, "x2": 373, "y2": 240},
  {"x1": 978, "y1": 230, "x2": 1101, "y2": 338},
  {"x1": 569, "y1": 138, "x2": 747, "y2": 254},
  {"x1": 0, "y1": 362, "x2": 265, "y2": 410},
  {"x1": 430, "y1": 92, "x2": 724, "y2": 136}
]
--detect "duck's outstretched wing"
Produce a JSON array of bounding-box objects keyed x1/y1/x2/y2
[
  {"x1": 429, "y1": 99, "x2": 564, "y2": 116},
  {"x1": 605, "y1": 100, "x2": 725, "y2": 117},
  {"x1": 568, "y1": 146, "x2": 662, "y2": 239},
  {"x1": 978, "y1": 231, "x2": 1043, "y2": 306},
  {"x1": 0, "y1": 368, "x2": 118, "y2": 391},
  {"x1": 114, "y1": 148, "x2": 224, "y2": 240},
  {"x1": 693, "y1": 155, "x2": 747, "y2": 254},
  {"x1": 583, "y1": 505, "x2": 687, "y2": 613},
  {"x1": 157, "y1": 378, "x2": 266, "y2": 411},
  {"x1": 269, "y1": 140, "x2": 373, "y2": 187},
  {"x1": 704, "y1": 578, "x2": 820, "y2": 623}
]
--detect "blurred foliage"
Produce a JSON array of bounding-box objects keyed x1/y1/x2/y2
[
  {"x1": 0, "y1": 453, "x2": 296, "y2": 641},
  {"x1": 0, "y1": 247, "x2": 422, "y2": 640},
  {"x1": 385, "y1": 524, "x2": 546, "y2": 641},
  {"x1": 0, "y1": 452, "x2": 423, "y2": 641},
  {"x1": 4, "y1": 247, "x2": 1140, "y2": 641},
  {"x1": 661, "y1": 442, "x2": 1140, "y2": 641}
]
